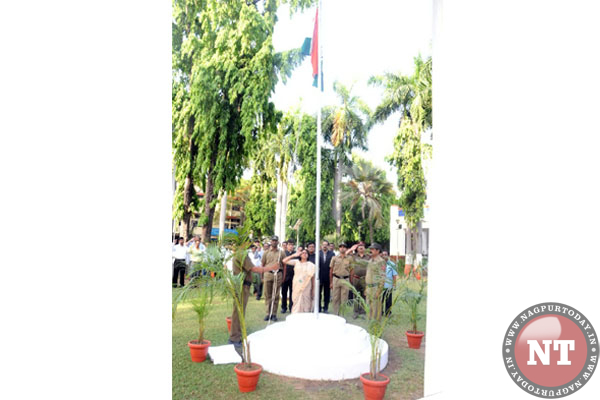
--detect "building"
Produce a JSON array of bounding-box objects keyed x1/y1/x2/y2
[{"x1": 389, "y1": 204, "x2": 430, "y2": 263}]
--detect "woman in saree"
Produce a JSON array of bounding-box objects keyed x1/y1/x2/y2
[{"x1": 282, "y1": 248, "x2": 316, "y2": 313}]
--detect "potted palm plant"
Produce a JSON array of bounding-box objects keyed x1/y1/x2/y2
[
  {"x1": 218, "y1": 228, "x2": 265, "y2": 393},
  {"x1": 400, "y1": 267, "x2": 427, "y2": 349},
  {"x1": 342, "y1": 265, "x2": 400, "y2": 400},
  {"x1": 172, "y1": 258, "x2": 218, "y2": 363}
]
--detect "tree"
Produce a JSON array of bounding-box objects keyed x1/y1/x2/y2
[
  {"x1": 370, "y1": 55, "x2": 432, "y2": 266},
  {"x1": 343, "y1": 156, "x2": 394, "y2": 244},
  {"x1": 172, "y1": 0, "x2": 314, "y2": 242},
  {"x1": 244, "y1": 174, "x2": 276, "y2": 240},
  {"x1": 286, "y1": 113, "x2": 336, "y2": 244},
  {"x1": 322, "y1": 81, "x2": 370, "y2": 241},
  {"x1": 251, "y1": 107, "x2": 304, "y2": 240}
]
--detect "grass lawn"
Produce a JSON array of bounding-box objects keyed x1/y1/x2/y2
[{"x1": 172, "y1": 282, "x2": 426, "y2": 399}]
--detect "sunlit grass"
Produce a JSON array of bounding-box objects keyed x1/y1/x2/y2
[{"x1": 172, "y1": 281, "x2": 426, "y2": 399}]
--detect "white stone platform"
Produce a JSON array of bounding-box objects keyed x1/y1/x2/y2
[{"x1": 247, "y1": 312, "x2": 388, "y2": 380}]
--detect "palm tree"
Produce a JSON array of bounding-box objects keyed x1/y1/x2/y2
[
  {"x1": 343, "y1": 158, "x2": 394, "y2": 244},
  {"x1": 322, "y1": 81, "x2": 371, "y2": 240},
  {"x1": 369, "y1": 55, "x2": 432, "y2": 266},
  {"x1": 369, "y1": 55, "x2": 432, "y2": 131}
]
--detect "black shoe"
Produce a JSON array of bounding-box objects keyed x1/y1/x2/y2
[
  {"x1": 281, "y1": 309, "x2": 287, "y2": 314},
  {"x1": 270, "y1": 315, "x2": 278, "y2": 321},
  {"x1": 264, "y1": 315, "x2": 270, "y2": 321},
  {"x1": 323, "y1": 309, "x2": 329, "y2": 314}
]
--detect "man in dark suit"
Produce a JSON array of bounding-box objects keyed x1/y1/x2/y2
[{"x1": 318, "y1": 240, "x2": 335, "y2": 313}]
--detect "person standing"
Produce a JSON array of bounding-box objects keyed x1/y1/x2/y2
[
  {"x1": 249, "y1": 243, "x2": 263, "y2": 299},
  {"x1": 229, "y1": 250, "x2": 281, "y2": 346},
  {"x1": 348, "y1": 241, "x2": 369, "y2": 319},
  {"x1": 262, "y1": 236, "x2": 286, "y2": 321},
  {"x1": 381, "y1": 250, "x2": 398, "y2": 316},
  {"x1": 328, "y1": 242, "x2": 338, "y2": 256},
  {"x1": 281, "y1": 240, "x2": 297, "y2": 314},
  {"x1": 329, "y1": 243, "x2": 351, "y2": 315},
  {"x1": 282, "y1": 248, "x2": 316, "y2": 313},
  {"x1": 172, "y1": 237, "x2": 187, "y2": 287},
  {"x1": 318, "y1": 240, "x2": 335, "y2": 313},
  {"x1": 365, "y1": 243, "x2": 386, "y2": 320},
  {"x1": 188, "y1": 236, "x2": 206, "y2": 277},
  {"x1": 306, "y1": 242, "x2": 316, "y2": 263}
]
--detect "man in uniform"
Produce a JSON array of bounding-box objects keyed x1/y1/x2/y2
[
  {"x1": 347, "y1": 241, "x2": 370, "y2": 318},
  {"x1": 365, "y1": 243, "x2": 387, "y2": 320},
  {"x1": 262, "y1": 235, "x2": 286, "y2": 321},
  {"x1": 229, "y1": 250, "x2": 280, "y2": 346},
  {"x1": 329, "y1": 242, "x2": 351, "y2": 315}
]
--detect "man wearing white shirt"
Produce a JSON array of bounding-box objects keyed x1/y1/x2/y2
[
  {"x1": 249, "y1": 243, "x2": 263, "y2": 299},
  {"x1": 172, "y1": 237, "x2": 188, "y2": 287}
]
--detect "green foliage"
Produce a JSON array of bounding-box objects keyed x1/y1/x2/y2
[
  {"x1": 340, "y1": 267, "x2": 402, "y2": 379},
  {"x1": 343, "y1": 155, "x2": 395, "y2": 244},
  {"x1": 370, "y1": 55, "x2": 432, "y2": 234},
  {"x1": 218, "y1": 226, "x2": 255, "y2": 365},
  {"x1": 322, "y1": 81, "x2": 371, "y2": 152},
  {"x1": 172, "y1": 246, "x2": 225, "y2": 343},
  {"x1": 399, "y1": 272, "x2": 427, "y2": 333},
  {"x1": 244, "y1": 175, "x2": 276, "y2": 238},
  {"x1": 393, "y1": 121, "x2": 427, "y2": 230},
  {"x1": 172, "y1": 0, "x2": 310, "y2": 235},
  {"x1": 286, "y1": 113, "x2": 335, "y2": 243}
]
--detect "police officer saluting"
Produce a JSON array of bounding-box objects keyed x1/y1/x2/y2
[
  {"x1": 262, "y1": 235, "x2": 286, "y2": 321},
  {"x1": 348, "y1": 241, "x2": 369, "y2": 319}
]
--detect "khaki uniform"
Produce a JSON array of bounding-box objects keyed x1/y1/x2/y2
[
  {"x1": 229, "y1": 254, "x2": 254, "y2": 343},
  {"x1": 262, "y1": 248, "x2": 286, "y2": 317},
  {"x1": 350, "y1": 253, "x2": 370, "y2": 316},
  {"x1": 330, "y1": 255, "x2": 352, "y2": 315},
  {"x1": 365, "y1": 255, "x2": 386, "y2": 320}
]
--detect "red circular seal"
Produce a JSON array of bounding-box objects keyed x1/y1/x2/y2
[{"x1": 503, "y1": 303, "x2": 597, "y2": 397}]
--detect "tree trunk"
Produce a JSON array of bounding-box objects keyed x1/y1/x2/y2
[
  {"x1": 333, "y1": 154, "x2": 343, "y2": 239},
  {"x1": 416, "y1": 221, "x2": 423, "y2": 260},
  {"x1": 181, "y1": 118, "x2": 197, "y2": 241},
  {"x1": 361, "y1": 203, "x2": 366, "y2": 241},
  {"x1": 200, "y1": 171, "x2": 216, "y2": 244},
  {"x1": 274, "y1": 175, "x2": 283, "y2": 238},
  {"x1": 218, "y1": 190, "x2": 227, "y2": 241},
  {"x1": 369, "y1": 219, "x2": 374, "y2": 244},
  {"x1": 280, "y1": 179, "x2": 288, "y2": 241},
  {"x1": 404, "y1": 226, "x2": 413, "y2": 275}
]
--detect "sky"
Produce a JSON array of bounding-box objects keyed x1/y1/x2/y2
[{"x1": 270, "y1": 0, "x2": 432, "y2": 192}]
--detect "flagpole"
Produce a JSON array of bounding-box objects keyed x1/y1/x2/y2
[{"x1": 314, "y1": 0, "x2": 322, "y2": 317}]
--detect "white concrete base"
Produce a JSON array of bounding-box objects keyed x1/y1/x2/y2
[{"x1": 247, "y1": 312, "x2": 388, "y2": 380}]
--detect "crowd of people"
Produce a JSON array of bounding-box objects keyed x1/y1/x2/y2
[
  {"x1": 172, "y1": 234, "x2": 399, "y2": 320},
  {"x1": 172, "y1": 234, "x2": 400, "y2": 347}
]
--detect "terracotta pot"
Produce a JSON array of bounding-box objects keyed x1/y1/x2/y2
[
  {"x1": 234, "y1": 363, "x2": 263, "y2": 393},
  {"x1": 226, "y1": 316, "x2": 232, "y2": 333},
  {"x1": 188, "y1": 339, "x2": 210, "y2": 362},
  {"x1": 360, "y1": 372, "x2": 390, "y2": 400},
  {"x1": 405, "y1": 331, "x2": 424, "y2": 349}
]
